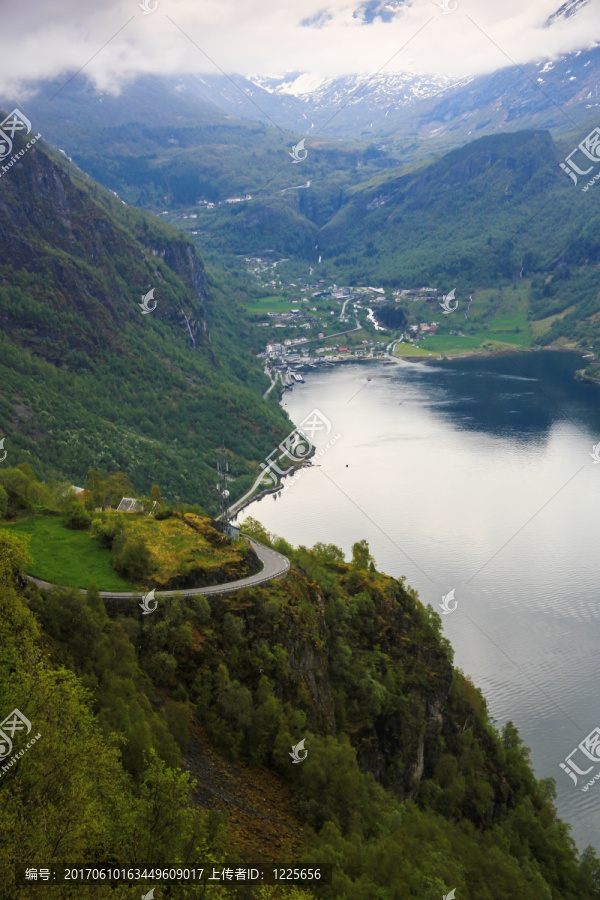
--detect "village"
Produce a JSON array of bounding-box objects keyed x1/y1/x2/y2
[{"x1": 245, "y1": 259, "x2": 447, "y2": 385}]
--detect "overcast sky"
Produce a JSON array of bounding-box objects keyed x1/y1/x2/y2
[{"x1": 2, "y1": 0, "x2": 599, "y2": 96}]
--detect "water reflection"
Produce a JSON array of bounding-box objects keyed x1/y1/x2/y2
[{"x1": 240, "y1": 350, "x2": 600, "y2": 852}]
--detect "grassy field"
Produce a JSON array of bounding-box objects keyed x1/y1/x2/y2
[
  {"x1": 476, "y1": 310, "x2": 531, "y2": 348},
  {"x1": 3, "y1": 513, "x2": 134, "y2": 590},
  {"x1": 3, "y1": 511, "x2": 246, "y2": 590},
  {"x1": 396, "y1": 332, "x2": 528, "y2": 358},
  {"x1": 458, "y1": 286, "x2": 531, "y2": 347},
  {"x1": 246, "y1": 296, "x2": 296, "y2": 316},
  {"x1": 394, "y1": 342, "x2": 440, "y2": 358},
  {"x1": 419, "y1": 334, "x2": 483, "y2": 354},
  {"x1": 530, "y1": 305, "x2": 576, "y2": 339},
  {"x1": 395, "y1": 286, "x2": 532, "y2": 358},
  {"x1": 120, "y1": 513, "x2": 242, "y2": 587}
]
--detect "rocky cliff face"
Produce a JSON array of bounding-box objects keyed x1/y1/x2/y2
[
  {"x1": 0, "y1": 123, "x2": 214, "y2": 364},
  {"x1": 211, "y1": 565, "x2": 456, "y2": 800},
  {"x1": 157, "y1": 241, "x2": 216, "y2": 362},
  {"x1": 282, "y1": 580, "x2": 338, "y2": 737},
  {"x1": 343, "y1": 578, "x2": 454, "y2": 799}
]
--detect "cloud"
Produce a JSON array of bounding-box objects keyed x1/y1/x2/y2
[
  {"x1": 301, "y1": 8, "x2": 335, "y2": 28},
  {"x1": 1, "y1": 0, "x2": 599, "y2": 97}
]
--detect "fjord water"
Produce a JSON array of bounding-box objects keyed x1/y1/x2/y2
[{"x1": 241, "y1": 350, "x2": 600, "y2": 852}]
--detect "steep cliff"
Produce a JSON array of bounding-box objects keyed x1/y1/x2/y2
[
  {"x1": 3, "y1": 513, "x2": 597, "y2": 898},
  {"x1": 0, "y1": 120, "x2": 290, "y2": 507}
]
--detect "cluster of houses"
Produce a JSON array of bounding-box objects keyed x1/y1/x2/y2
[
  {"x1": 70, "y1": 486, "x2": 155, "y2": 514},
  {"x1": 393, "y1": 287, "x2": 439, "y2": 302},
  {"x1": 245, "y1": 262, "x2": 448, "y2": 350},
  {"x1": 265, "y1": 340, "x2": 312, "y2": 359},
  {"x1": 408, "y1": 322, "x2": 439, "y2": 337},
  {"x1": 311, "y1": 343, "x2": 387, "y2": 363},
  {"x1": 255, "y1": 282, "x2": 388, "y2": 333},
  {"x1": 264, "y1": 339, "x2": 386, "y2": 371},
  {"x1": 243, "y1": 256, "x2": 298, "y2": 290},
  {"x1": 260, "y1": 304, "x2": 323, "y2": 331}
]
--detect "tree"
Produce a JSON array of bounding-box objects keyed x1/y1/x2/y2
[
  {"x1": 165, "y1": 701, "x2": 191, "y2": 752},
  {"x1": 16, "y1": 461, "x2": 37, "y2": 482},
  {"x1": 351, "y1": 539, "x2": 374, "y2": 570},
  {"x1": 104, "y1": 472, "x2": 134, "y2": 508},
  {"x1": 16, "y1": 466, "x2": 48, "y2": 505},
  {"x1": 0, "y1": 531, "x2": 32, "y2": 587},
  {"x1": 0, "y1": 468, "x2": 33, "y2": 515},
  {"x1": 150, "y1": 483, "x2": 162, "y2": 505},
  {"x1": 86, "y1": 468, "x2": 105, "y2": 508},
  {"x1": 0, "y1": 484, "x2": 8, "y2": 518},
  {"x1": 47, "y1": 481, "x2": 77, "y2": 511},
  {"x1": 312, "y1": 542, "x2": 345, "y2": 563},
  {"x1": 376, "y1": 303, "x2": 407, "y2": 331},
  {"x1": 190, "y1": 594, "x2": 211, "y2": 624},
  {"x1": 240, "y1": 516, "x2": 272, "y2": 544},
  {"x1": 90, "y1": 515, "x2": 124, "y2": 549}
]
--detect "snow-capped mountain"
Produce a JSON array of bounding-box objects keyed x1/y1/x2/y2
[
  {"x1": 17, "y1": 0, "x2": 598, "y2": 173},
  {"x1": 184, "y1": 42, "x2": 600, "y2": 149},
  {"x1": 175, "y1": 0, "x2": 598, "y2": 146},
  {"x1": 247, "y1": 71, "x2": 468, "y2": 104}
]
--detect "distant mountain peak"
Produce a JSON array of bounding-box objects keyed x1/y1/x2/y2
[{"x1": 545, "y1": 0, "x2": 590, "y2": 27}]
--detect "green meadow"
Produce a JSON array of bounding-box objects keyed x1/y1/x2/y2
[
  {"x1": 246, "y1": 295, "x2": 297, "y2": 315},
  {"x1": 3, "y1": 513, "x2": 133, "y2": 591}
]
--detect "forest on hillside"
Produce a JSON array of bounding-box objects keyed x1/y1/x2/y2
[
  {"x1": 0, "y1": 128, "x2": 292, "y2": 512},
  {"x1": 1, "y1": 467, "x2": 600, "y2": 899}
]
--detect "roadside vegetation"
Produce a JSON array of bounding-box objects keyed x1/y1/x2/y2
[{"x1": 0, "y1": 466, "x2": 251, "y2": 591}]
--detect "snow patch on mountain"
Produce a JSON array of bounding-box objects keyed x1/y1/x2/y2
[
  {"x1": 248, "y1": 71, "x2": 471, "y2": 106},
  {"x1": 545, "y1": 0, "x2": 591, "y2": 27},
  {"x1": 255, "y1": 73, "x2": 335, "y2": 98}
]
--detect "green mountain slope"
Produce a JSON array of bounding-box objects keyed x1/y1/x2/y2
[
  {"x1": 317, "y1": 128, "x2": 600, "y2": 350},
  {"x1": 19, "y1": 76, "x2": 401, "y2": 205},
  {"x1": 179, "y1": 126, "x2": 599, "y2": 357},
  {"x1": 2, "y1": 511, "x2": 600, "y2": 899},
  {"x1": 0, "y1": 122, "x2": 291, "y2": 509},
  {"x1": 32, "y1": 91, "x2": 600, "y2": 355},
  {"x1": 17, "y1": 76, "x2": 407, "y2": 262}
]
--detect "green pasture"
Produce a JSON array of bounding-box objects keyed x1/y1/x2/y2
[
  {"x1": 246, "y1": 296, "x2": 297, "y2": 316},
  {"x1": 3, "y1": 513, "x2": 133, "y2": 590}
]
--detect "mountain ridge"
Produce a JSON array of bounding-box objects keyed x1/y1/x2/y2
[
  {"x1": 0, "y1": 120, "x2": 291, "y2": 508},
  {"x1": 189, "y1": 44, "x2": 600, "y2": 149}
]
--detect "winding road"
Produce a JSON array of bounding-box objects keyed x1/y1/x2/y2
[{"x1": 26, "y1": 537, "x2": 290, "y2": 602}]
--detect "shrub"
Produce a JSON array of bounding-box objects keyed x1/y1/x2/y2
[
  {"x1": 64, "y1": 502, "x2": 92, "y2": 530},
  {"x1": 90, "y1": 516, "x2": 124, "y2": 549},
  {"x1": 0, "y1": 484, "x2": 8, "y2": 519},
  {"x1": 112, "y1": 535, "x2": 152, "y2": 581},
  {"x1": 0, "y1": 468, "x2": 33, "y2": 515}
]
